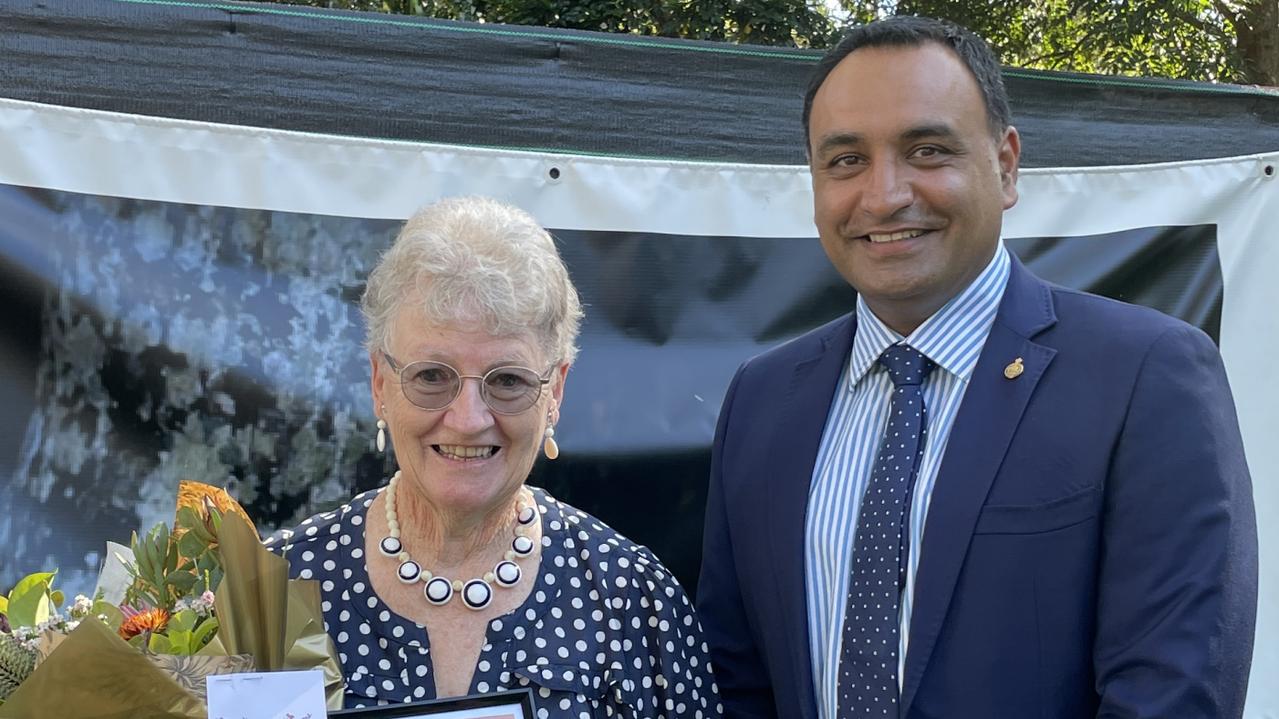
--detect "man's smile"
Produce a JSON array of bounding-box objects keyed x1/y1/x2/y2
[{"x1": 866, "y1": 229, "x2": 928, "y2": 243}]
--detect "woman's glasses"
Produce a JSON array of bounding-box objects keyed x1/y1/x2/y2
[{"x1": 383, "y1": 353, "x2": 553, "y2": 415}]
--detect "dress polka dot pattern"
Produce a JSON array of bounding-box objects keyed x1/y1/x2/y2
[
  {"x1": 265, "y1": 486, "x2": 722, "y2": 718},
  {"x1": 837, "y1": 345, "x2": 934, "y2": 717}
]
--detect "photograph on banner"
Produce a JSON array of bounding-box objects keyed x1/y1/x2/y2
[{"x1": 0, "y1": 182, "x2": 1223, "y2": 601}]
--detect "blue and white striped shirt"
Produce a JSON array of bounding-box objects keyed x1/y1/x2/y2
[{"x1": 805, "y1": 244, "x2": 1012, "y2": 719}]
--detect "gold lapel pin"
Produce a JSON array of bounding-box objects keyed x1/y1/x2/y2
[{"x1": 1004, "y1": 357, "x2": 1025, "y2": 380}]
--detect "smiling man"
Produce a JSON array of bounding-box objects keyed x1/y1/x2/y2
[{"x1": 697, "y1": 16, "x2": 1258, "y2": 719}]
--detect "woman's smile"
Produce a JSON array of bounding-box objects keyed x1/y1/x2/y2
[{"x1": 431, "y1": 444, "x2": 499, "y2": 461}]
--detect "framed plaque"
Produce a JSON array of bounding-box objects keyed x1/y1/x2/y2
[{"x1": 329, "y1": 688, "x2": 536, "y2": 718}]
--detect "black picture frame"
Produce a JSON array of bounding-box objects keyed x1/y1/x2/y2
[{"x1": 329, "y1": 688, "x2": 536, "y2": 718}]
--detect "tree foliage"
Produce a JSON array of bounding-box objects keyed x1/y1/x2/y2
[
  {"x1": 302, "y1": 0, "x2": 840, "y2": 47},
  {"x1": 891, "y1": 0, "x2": 1275, "y2": 85},
  {"x1": 263, "y1": 0, "x2": 1278, "y2": 85}
]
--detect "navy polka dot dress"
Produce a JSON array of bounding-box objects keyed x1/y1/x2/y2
[{"x1": 265, "y1": 486, "x2": 721, "y2": 717}]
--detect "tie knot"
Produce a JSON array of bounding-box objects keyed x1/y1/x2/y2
[{"x1": 878, "y1": 345, "x2": 934, "y2": 387}]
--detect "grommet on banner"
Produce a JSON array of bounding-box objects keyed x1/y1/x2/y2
[{"x1": 1264, "y1": 164, "x2": 1275, "y2": 179}]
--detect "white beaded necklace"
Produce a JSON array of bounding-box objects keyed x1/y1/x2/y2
[{"x1": 378, "y1": 471, "x2": 537, "y2": 611}]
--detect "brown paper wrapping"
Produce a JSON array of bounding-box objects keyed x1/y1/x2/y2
[
  {"x1": 199, "y1": 511, "x2": 290, "y2": 671},
  {"x1": 0, "y1": 494, "x2": 344, "y2": 716},
  {"x1": 199, "y1": 512, "x2": 344, "y2": 708},
  {"x1": 280, "y1": 578, "x2": 346, "y2": 709},
  {"x1": 0, "y1": 618, "x2": 216, "y2": 718}
]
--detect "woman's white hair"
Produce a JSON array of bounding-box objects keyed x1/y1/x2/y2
[{"x1": 362, "y1": 196, "x2": 582, "y2": 365}]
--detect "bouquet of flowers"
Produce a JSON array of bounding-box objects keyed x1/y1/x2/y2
[{"x1": 0, "y1": 482, "x2": 342, "y2": 718}]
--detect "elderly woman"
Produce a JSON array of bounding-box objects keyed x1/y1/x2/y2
[{"x1": 266, "y1": 196, "x2": 720, "y2": 717}]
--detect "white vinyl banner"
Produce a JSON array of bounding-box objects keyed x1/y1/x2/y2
[{"x1": 1, "y1": 97, "x2": 1276, "y2": 714}]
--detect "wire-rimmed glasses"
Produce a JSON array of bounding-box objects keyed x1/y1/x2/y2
[{"x1": 383, "y1": 352, "x2": 554, "y2": 415}]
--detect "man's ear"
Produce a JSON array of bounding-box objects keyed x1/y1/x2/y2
[{"x1": 999, "y1": 125, "x2": 1022, "y2": 210}]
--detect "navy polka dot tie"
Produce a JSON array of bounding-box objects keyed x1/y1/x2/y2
[{"x1": 837, "y1": 344, "x2": 934, "y2": 718}]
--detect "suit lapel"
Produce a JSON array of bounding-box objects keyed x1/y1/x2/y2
[
  {"x1": 901, "y1": 259, "x2": 1059, "y2": 714},
  {"x1": 766, "y1": 313, "x2": 857, "y2": 719}
]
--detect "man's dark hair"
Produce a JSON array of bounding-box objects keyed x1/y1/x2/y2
[{"x1": 802, "y1": 16, "x2": 1012, "y2": 150}]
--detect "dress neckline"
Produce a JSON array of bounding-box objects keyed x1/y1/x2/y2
[{"x1": 343, "y1": 485, "x2": 567, "y2": 651}]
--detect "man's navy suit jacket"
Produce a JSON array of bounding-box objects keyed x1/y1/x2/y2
[{"x1": 697, "y1": 256, "x2": 1258, "y2": 718}]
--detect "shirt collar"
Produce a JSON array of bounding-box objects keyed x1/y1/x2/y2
[{"x1": 849, "y1": 242, "x2": 1011, "y2": 389}]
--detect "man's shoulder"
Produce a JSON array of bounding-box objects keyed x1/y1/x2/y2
[
  {"x1": 737, "y1": 313, "x2": 854, "y2": 376},
  {"x1": 1040, "y1": 282, "x2": 1215, "y2": 352}
]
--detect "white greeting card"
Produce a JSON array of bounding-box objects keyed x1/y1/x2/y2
[{"x1": 207, "y1": 669, "x2": 327, "y2": 719}]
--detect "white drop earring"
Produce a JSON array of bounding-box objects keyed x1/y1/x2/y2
[
  {"x1": 543, "y1": 423, "x2": 559, "y2": 460},
  {"x1": 376, "y1": 405, "x2": 388, "y2": 453}
]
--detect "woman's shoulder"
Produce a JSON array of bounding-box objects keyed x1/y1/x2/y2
[
  {"x1": 527, "y1": 488, "x2": 719, "y2": 715},
  {"x1": 532, "y1": 487, "x2": 685, "y2": 598},
  {"x1": 262, "y1": 487, "x2": 381, "y2": 553}
]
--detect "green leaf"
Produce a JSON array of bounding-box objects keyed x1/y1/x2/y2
[
  {"x1": 176, "y1": 532, "x2": 206, "y2": 561},
  {"x1": 5, "y1": 572, "x2": 57, "y2": 628},
  {"x1": 167, "y1": 634, "x2": 191, "y2": 655},
  {"x1": 49, "y1": 590, "x2": 64, "y2": 608},
  {"x1": 161, "y1": 527, "x2": 178, "y2": 576},
  {"x1": 166, "y1": 571, "x2": 198, "y2": 595},
  {"x1": 158, "y1": 610, "x2": 202, "y2": 655},
  {"x1": 175, "y1": 506, "x2": 201, "y2": 531},
  {"x1": 168, "y1": 609, "x2": 196, "y2": 634},
  {"x1": 91, "y1": 600, "x2": 124, "y2": 631},
  {"x1": 147, "y1": 632, "x2": 172, "y2": 654},
  {"x1": 192, "y1": 554, "x2": 214, "y2": 574},
  {"x1": 191, "y1": 616, "x2": 219, "y2": 651},
  {"x1": 206, "y1": 567, "x2": 225, "y2": 595},
  {"x1": 0, "y1": 596, "x2": 8, "y2": 616}
]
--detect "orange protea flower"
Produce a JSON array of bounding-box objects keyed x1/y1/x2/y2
[
  {"x1": 176, "y1": 480, "x2": 252, "y2": 525},
  {"x1": 118, "y1": 607, "x2": 170, "y2": 640},
  {"x1": 173, "y1": 480, "x2": 253, "y2": 544}
]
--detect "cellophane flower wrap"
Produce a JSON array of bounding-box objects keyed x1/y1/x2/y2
[{"x1": 0, "y1": 481, "x2": 342, "y2": 718}]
